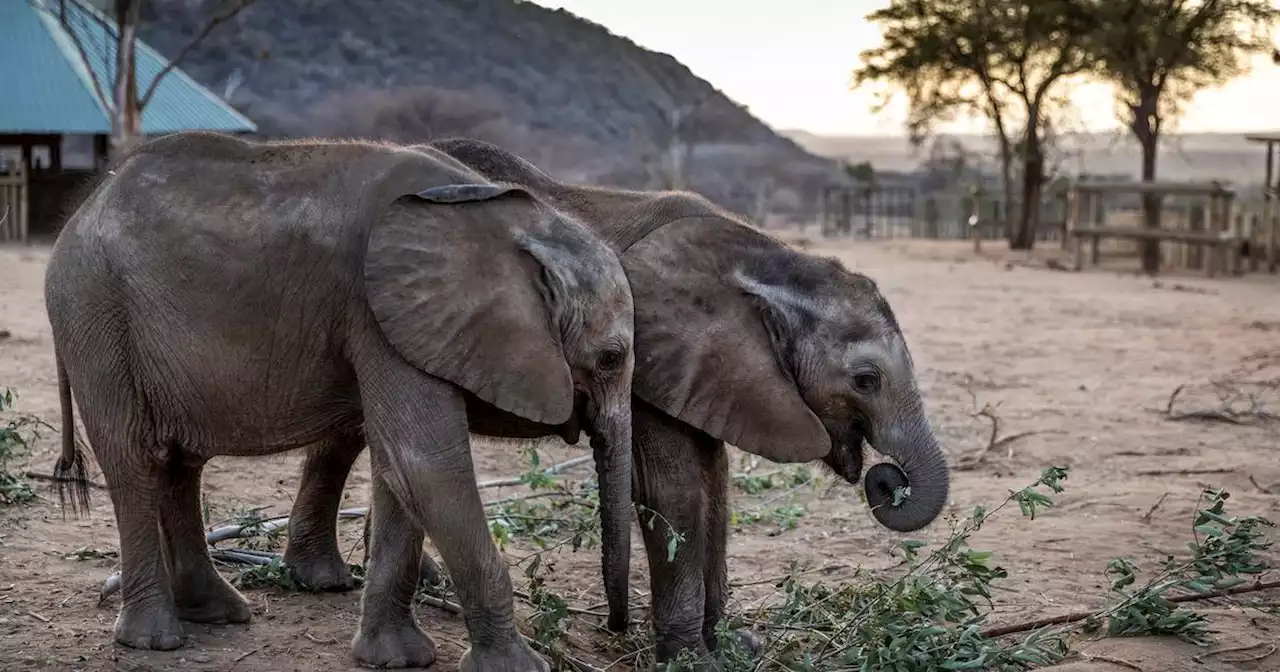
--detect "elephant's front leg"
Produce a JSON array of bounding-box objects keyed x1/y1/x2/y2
[
  {"x1": 633, "y1": 402, "x2": 710, "y2": 662},
  {"x1": 699, "y1": 438, "x2": 731, "y2": 651},
  {"x1": 352, "y1": 452, "x2": 437, "y2": 669},
  {"x1": 356, "y1": 348, "x2": 546, "y2": 672},
  {"x1": 284, "y1": 429, "x2": 365, "y2": 592}
]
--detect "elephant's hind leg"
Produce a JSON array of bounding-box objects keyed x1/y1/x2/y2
[
  {"x1": 89, "y1": 430, "x2": 184, "y2": 650},
  {"x1": 284, "y1": 430, "x2": 364, "y2": 592},
  {"x1": 159, "y1": 459, "x2": 253, "y2": 624}
]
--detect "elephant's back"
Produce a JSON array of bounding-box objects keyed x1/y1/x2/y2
[{"x1": 45, "y1": 144, "x2": 365, "y2": 452}]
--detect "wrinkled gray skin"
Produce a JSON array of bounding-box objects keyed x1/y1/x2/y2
[
  {"x1": 44, "y1": 131, "x2": 638, "y2": 671},
  {"x1": 290, "y1": 138, "x2": 952, "y2": 665}
]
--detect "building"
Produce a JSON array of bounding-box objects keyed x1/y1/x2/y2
[{"x1": 0, "y1": 0, "x2": 257, "y2": 242}]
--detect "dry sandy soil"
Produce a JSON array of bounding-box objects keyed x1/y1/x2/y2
[{"x1": 1, "y1": 236, "x2": 1278, "y2": 671}]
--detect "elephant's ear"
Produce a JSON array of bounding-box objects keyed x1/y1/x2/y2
[
  {"x1": 364, "y1": 183, "x2": 575, "y2": 425},
  {"x1": 622, "y1": 218, "x2": 831, "y2": 462}
]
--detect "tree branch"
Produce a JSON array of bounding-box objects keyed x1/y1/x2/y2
[
  {"x1": 138, "y1": 0, "x2": 257, "y2": 109},
  {"x1": 980, "y1": 577, "x2": 1280, "y2": 639}
]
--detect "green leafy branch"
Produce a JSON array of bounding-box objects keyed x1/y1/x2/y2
[{"x1": 0, "y1": 387, "x2": 49, "y2": 506}]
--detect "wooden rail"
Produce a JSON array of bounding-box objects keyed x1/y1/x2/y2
[
  {"x1": 1069, "y1": 225, "x2": 1242, "y2": 277},
  {"x1": 0, "y1": 162, "x2": 29, "y2": 243}
]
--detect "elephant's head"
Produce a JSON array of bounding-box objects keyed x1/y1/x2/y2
[
  {"x1": 620, "y1": 221, "x2": 947, "y2": 533},
  {"x1": 418, "y1": 138, "x2": 948, "y2": 533},
  {"x1": 361, "y1": 175, "x2": 635, "y2": 629}
]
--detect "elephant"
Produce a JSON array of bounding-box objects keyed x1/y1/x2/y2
[
  {"x1": 284, "y1": 137, "x2": 953, "y2": 664},
  {"x1": 44, "y1": 131, "x2": 639, "y2": 671}
]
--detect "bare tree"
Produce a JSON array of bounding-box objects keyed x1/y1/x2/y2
[{"x1": 30, "y1": 0, "x2": 257, "y2": 161}]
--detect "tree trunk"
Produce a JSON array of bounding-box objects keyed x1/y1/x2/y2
[
  {"x1": 1011, "y1": 135, "x2": 1043, "y2": 250},
  {"x1": 108, "y1": 0, "x2": 142, "y2": 164},
  {"x1": 1137, "y1": 126, "x2": 1161, "y2": 274}
]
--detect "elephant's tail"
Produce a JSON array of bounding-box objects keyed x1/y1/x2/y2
[{"x1": 52, "y1": 351, "x2": 91, "y2": 517}]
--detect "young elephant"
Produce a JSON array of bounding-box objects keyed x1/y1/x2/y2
[
  {"x1": 45, "y1": 131, "x2": 636, "y2": 671},
  {"x1": 289, "y1": 138, "x2": 952, "y2": 664}
]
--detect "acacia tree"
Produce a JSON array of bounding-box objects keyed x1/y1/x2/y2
[
  {"x1": 31, "y1": 0, "x2": 256, "y2": 161},
  {"x1": 853, "y1": 0, "x2": 1096, "y2": 249},
  {"x1": 1083, "y1": 0, "x2": 1280, "y2": 274}
]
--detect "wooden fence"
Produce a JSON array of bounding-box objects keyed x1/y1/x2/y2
[
  {"x1": 817, "y1": 186, "x2": 1067, "y2": 243},
  {"x1": 0, "y1": 161, "x2": 28, "y2": 243}
]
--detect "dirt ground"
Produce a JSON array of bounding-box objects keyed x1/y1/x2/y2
[{"x1": 1, "y1": 236, "x2": 1278, "y2": 671}]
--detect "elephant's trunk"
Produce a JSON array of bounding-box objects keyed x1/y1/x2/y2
[
  {"x1": 864, "y1": 408, "x2": 950, "y2": 533},
  {"x1": 590, "y1": 405, "x2": 633, "y2": 632}
]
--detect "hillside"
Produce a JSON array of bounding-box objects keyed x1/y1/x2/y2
[{"x1": 137, "y1": 0, "x2": 837, "y2": 214}]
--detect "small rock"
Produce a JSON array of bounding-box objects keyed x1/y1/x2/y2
[{"x1": 190, "y1": 653, "x2": 212, "y2": 663}]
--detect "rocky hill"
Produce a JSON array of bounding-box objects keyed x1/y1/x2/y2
[{"x1": 138, "y1": 0, "x2": 838, "y2": 215}]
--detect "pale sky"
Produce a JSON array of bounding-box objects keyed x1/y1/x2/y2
[{"x1": 531, "y1": 0, "x2": 1280, "y2": 136}]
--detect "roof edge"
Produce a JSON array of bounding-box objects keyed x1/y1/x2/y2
[{"x1": 30, "y1": 0, "x2": 113, "y2": 126}]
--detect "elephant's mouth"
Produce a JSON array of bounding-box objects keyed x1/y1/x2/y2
[
  {"x1": 821, "y1": 420, "x2": 867, "y2": 484},
  {"x1": 555, "y1": 391, "x2": 591, "y2": 445}
]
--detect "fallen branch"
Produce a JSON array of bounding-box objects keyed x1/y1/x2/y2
[
  {"x1": 980, "y1": 577, "x2": 1280, "y2": 639},
  {"x1": 477, "y1": 455, "x2": 594, "y2": 489},
  {"x1": 199, "y1": 455, "x2": 597, "y2": 543},
  {"x1": 24, "y1": 471, "x2": 107, "y2": 490}
]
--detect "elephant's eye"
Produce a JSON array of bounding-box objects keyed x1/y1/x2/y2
[
  {"x1": 852, "y1": 371, "x2": 880, "y2": 394},
  {"x1": 598, "y1": 348, "x2": 625, "y2": 371}
]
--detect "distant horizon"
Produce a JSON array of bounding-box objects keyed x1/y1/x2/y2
[
  {"x1": 531, "y1": 0, "x2": 1280, "y2": 138},
  {"x1": 779, "y1": 128, "x2": 1280, "y2": 139}
]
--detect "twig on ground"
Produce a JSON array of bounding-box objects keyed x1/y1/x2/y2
[
  {"x1": 1158, "y1": 380, "x2": 1280, "y2": 425},
  {"x1": 954, "y1": 379, "x2": 1065, "y2": 469},
  {"x1": 980, "y1": 577, "x2": 1280, "y2": 638},
  {"x1": 1140, "y1": 492, "x2": 1169, "y2": 524},
  {"x1": 1194, "y1": 641, "x2": 1278, "y2": 663},
  {"x1": 729, "y1": 563, "x2": 849, "y2": 588},
  {"x1": 232, "y1": 647, "x2": 262, "y2": 666},
  {"x1": 1249, "y1": 475, "x2": 1280, "y2": 495},
  {"x1": 1136, "y1": 468, "x2": 1234, "y2": 477},
  {"x1": 1081, "y1": 653, "x2": 1142, "y2": 670},
  {"x1": 513, "y1": 589, "x2": 607, "y2": 617},
  {"x1": 302, "y1": 630, "x2": 338, "y2": 645}
]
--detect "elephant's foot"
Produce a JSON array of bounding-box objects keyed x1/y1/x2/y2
[
  {"x1": 351, "y1": 621, "x2": 437, "y2": 669},
  {"x1": 416, "y1": 553, "x2": 444, "y2": 587},
  {"x1": 460, "y1": 640, "x2": 548, "y2": 672},
  {"x1": 284, "y1": 547, "x2": 357, "y2": 592},
  {"x1": 706, "y1": 627, "x2": 763, "y2": 658},
  {"x1": 113, "y1": 600, "x2": 185, "y2": 651},
  {"x1": 174, "y1": 577, "x2": 253, "y2": 624}
]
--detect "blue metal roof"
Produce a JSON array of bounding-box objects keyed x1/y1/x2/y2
[{"x1": 0, "y1": 0, "x2": 257, "y2": 135}]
